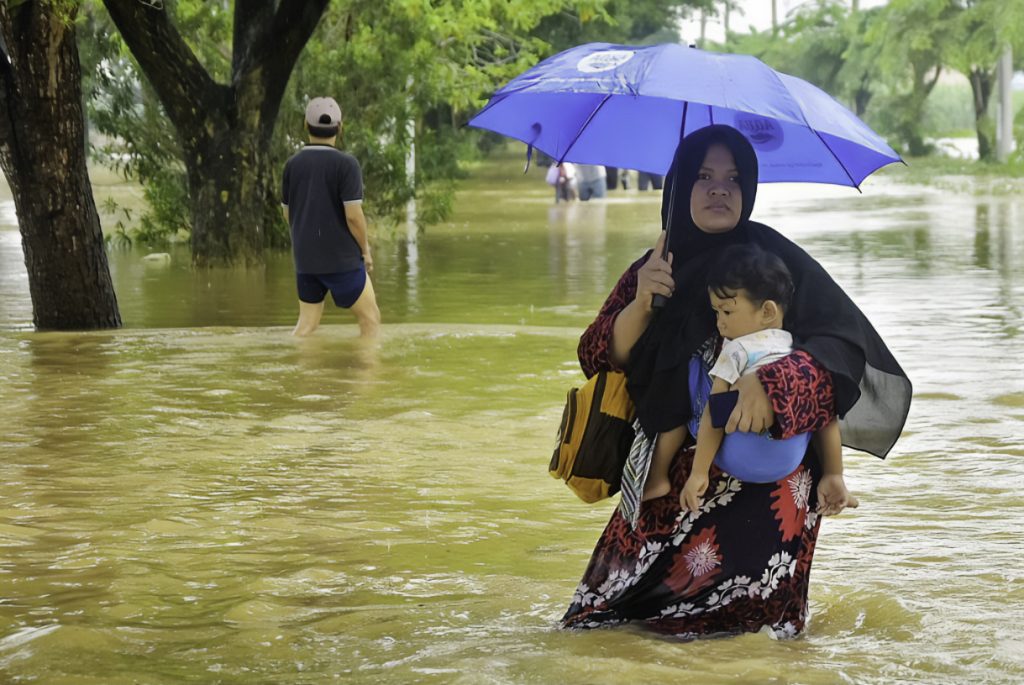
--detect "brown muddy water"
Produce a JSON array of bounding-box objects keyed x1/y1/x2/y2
[{"x1": 1, "y1": 158, "x2": 1023, "y2": 684}]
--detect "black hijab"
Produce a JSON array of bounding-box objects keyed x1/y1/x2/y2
[{"x1": 626, "y1": 125, "x2": 911, "y2": 459}]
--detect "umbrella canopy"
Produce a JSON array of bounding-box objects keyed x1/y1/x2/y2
[{"x1": 468, "y1": 42, "x2": 902, "y2": 188}]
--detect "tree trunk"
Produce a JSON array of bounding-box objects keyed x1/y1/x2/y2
[
  {"x1": 853, "y1": 81, "x2": 872, "y2": 117},
  {"x1": 0, "y1": 1, "x2": 121, "y2": 330},
  {"x1": 101, "y1": 0, "x2": 329, "y2": 267},
  {"x1": 184, "y1": 118, "x2": 280, "y2": 267},
  {"x1": 995, "y1": 47, "x2": 1013, "y2": 163},
  {"x1": 968, "y1": 67, "x2": 995, "y2": 161},
  {"x1": 900, "y1": 65, "x2": 941, "y2": 157}
]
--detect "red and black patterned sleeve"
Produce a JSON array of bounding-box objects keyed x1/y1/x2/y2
[
  {"x1": 577, "y1": 254, "x2": 647, "y2": 378},
  {"x1": 757, "y1": 349, "x2": 836, "y2": 439}
]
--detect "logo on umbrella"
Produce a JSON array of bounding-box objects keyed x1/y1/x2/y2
[
  {"x1": 576, "y1": 50, "x2": 635, "y2": 73},
  {"x1": 734, "y1": 114, "x2": 784, "y2": 152}
]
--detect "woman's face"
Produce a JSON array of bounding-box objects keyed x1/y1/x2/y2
[{"x1": 690, "y1": 143, "x2": 742, "y2": 233}]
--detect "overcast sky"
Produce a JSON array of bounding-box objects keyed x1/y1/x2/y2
[{"x1": 679, "y1": 0, "x2": 890, "y2": 44}]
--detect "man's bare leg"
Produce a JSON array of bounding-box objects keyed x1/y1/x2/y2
[
  {"x1": 293, "y1": 300, "x2": 325, "y2": 336},
  {"x1": 349, "y1": 276, "x2": 381, "y2": 338}
]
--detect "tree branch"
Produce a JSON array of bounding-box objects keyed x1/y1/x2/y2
[
  {"x1": 236, "y1": 0, "x2": 330, "y2": 138},
  {"x1": 232, "y1": 0, "x2": 274, "y2": 78},
  {"x1": 101, "y1": 0, "x2": 224, "y2": 148}
]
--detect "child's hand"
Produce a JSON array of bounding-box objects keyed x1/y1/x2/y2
[
  {"x1": 681, "y1": 472, "x2": 709, "y2": 513},
  {"x1": 817, "y1": 474, "x2": 860, "y2": 516}
]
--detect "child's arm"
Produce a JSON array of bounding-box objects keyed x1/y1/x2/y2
[
  {"x1": 813, "y1": 419, "x2": 860, "y2": 516},
  {"x1": 681, "y1": 376, "x2": 731, "y2": 512}
]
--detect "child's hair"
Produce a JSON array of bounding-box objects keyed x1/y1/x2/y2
[{"x1": 707, "y1": 244, "x2": 794, "y2": 312}]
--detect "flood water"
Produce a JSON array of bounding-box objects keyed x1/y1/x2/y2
[{"x1": 2, "y1": 158, "x2": 1023, "y2": 684}]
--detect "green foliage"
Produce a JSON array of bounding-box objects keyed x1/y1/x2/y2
[
  {"x1": 718, "y1": 3, "x2": 881, "y2": 115},
  {"x1": 753, "y1": 1, "x2": 849, "y2": 93},
  {"x1": 81, "y1": 1, "x2": 206, "y2": 244},
  {"x1": 922, "y1": 82, "x2": 976, "y2": 136},
  {"x1": 100, "y1": 196, "x2": 133, "y2": 249},
  {"x1": 720, "y1": 0, "x2": 1021, "y2": 162},
  {"x1": 168, "y1": 0, "x2": 232, "y2": 82},
  {"x1": 855, "y1": 0, "x2": 949, "y2": 155},
  {"x1": 135, "y1": 166, "x2": 192, "y2": 245},
  {"x1": 531, "y1": 0, "x2": 711, "y2": 48},
  {"x1": 1013, "y1": 99, "x2": 1024, "y2": 165}
]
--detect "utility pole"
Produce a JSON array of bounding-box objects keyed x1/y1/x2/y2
[
  {"x1": 724, "y1": 1, "x2": 731, "y2": 35},
  {"x1": 699, "y1": 9, "x2": 707, "y2": 47},
  {"x1": 996, "y1": 46, "x2": 1014, "y2": 162},
  {"x1": 772, "y1": 0, "x2": 778, "y2": 33},
  {"x1": 405, "y1": 77, "x2": 417, "y2": 241}
]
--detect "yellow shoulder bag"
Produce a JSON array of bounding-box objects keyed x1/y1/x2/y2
[{"x1": 548, "y1": 370, "x2": 636, "y2": 503}]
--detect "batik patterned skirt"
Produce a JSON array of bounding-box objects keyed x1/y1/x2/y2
[{"x1": 561, "y1": 447, "x2": 822, "y2": 639}]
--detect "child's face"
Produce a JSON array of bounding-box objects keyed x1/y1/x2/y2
[{"x1": 709, "y1": 288, "x2": 771, "y2": 340}]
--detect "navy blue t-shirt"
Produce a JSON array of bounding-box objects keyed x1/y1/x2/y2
[{"x1": 281, "y1": 145, "x2": 364, "y2": 274}]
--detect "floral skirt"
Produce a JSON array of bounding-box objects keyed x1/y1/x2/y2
[{"x1": 561, "y1": 446, "x2": 822, "y2": 639}]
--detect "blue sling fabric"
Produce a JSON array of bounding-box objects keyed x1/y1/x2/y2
[{"x1": 689, "y1": 357, "x2": 808, "y2": 484}]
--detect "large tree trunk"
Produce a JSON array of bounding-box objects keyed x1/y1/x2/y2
[
  {"x1": 0, "y1": 1, "x2": 121, "y2": 330},
  {"x1": 852, "y1": 82, "x2": 872, "y2": 117},
  {"x1": 102, "y1": 0, "x2": 329, "y2": 267},
  {"x1": 968, "y1": 67, "x2": 995, "y2": 161},
  {"x1": 184, "y1": 120, "x2": 280, "y2": 267},
  {"x1": 900, "y1": 65, "x2": 941, "y2": 157}
]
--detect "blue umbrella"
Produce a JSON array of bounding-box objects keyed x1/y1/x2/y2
[{"x1": 468, "y1": 42, "x2": 902, "y2": 188}]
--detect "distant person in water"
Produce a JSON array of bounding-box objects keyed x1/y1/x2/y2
[
  {"x1": 638, "y1": 171, "x2": 664, "y2": 191},
  {"x1": 556, "y1": 162, "x2": 579, "y2": 203},
  {"x1": 576, "y1": 164, "x2": 607, "y2": 201},
  {"x1": 281, "y1": 97, "x2": 380, "y2": 337}
]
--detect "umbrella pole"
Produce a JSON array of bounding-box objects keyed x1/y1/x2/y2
[
  {"x1": 649, "y1": 180, "x2": 676, "y2": 312},
  {"x1": 651, "y1": 101, "x2": 688, "y2": 310}
]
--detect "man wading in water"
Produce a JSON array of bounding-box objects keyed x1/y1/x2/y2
[{"x1": 282, "y1": 97, "x2": 381, "y2": 337}]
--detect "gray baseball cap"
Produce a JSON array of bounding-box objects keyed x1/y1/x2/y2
[{"x1": 305, "y1": 97, "x2": 341, "y2": 127}]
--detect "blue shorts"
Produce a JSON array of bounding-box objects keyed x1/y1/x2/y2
[{"x1": 297, "y1": 268, "x2": 367, "y2": 308}]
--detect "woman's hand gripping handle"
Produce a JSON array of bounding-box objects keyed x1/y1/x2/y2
[
  {"x1": 610, "y1": 231, "x2": 675, "y2": 366},
  {"x1": 638, "y1": 231, "x2": 674, "y2": 312}
]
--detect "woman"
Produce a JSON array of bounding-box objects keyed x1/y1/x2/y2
[{"x1": 561, "y1": 125, "x2": 911, "y2": 638}]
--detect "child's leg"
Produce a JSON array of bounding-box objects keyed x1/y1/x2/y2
[{"x1": 643, "y1": 426, "x2": 686, "y2": 501}]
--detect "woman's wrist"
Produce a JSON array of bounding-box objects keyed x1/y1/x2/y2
[{"x1": 631, "y1": 293, "x2": 655, "y2": 316}]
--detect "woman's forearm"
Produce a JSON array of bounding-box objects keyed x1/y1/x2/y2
[
  {"x1": 756, "y1": 350, "x2": 836, "y2": 438},
  {"x1": 578, "y1": 256, "x2": 646, "y2": 376},
  {"x1": 610, "y1": 298, "x2": 654, "y2": 366}
]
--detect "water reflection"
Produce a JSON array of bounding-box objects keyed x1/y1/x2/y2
[
  {"x1": 402, "y1": 232, "x2": 421, "y2": 316},
  {"x1": 547, "y1": 200, "x2": 609, "y2": 305},
  {"x1": 975, "y1": 203, "x2": 991, "y2": 270}
]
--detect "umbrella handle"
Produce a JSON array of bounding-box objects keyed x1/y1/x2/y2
[
  {"x1": 650, "y1": 100, "x2": 687, "y2": 312},
  {"x1": 651, "y1": 170, "x2": 676, "y2": 311}
]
